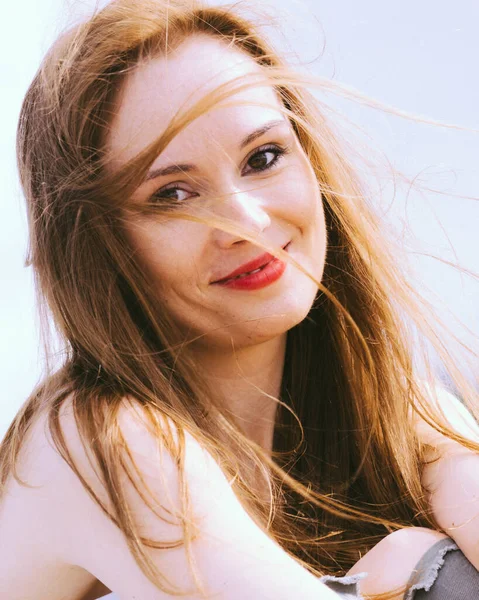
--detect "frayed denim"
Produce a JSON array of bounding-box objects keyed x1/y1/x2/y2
[{"x1": 320, "y1": 537, "x2": 479, "y2": 599}]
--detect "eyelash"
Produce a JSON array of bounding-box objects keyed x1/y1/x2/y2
[
  {"x1": 149, "y1": 143, "x2": 290, "y2": 205},
  {"x1": 243, "y1": 143, "x2": 289, "y2": 175}
]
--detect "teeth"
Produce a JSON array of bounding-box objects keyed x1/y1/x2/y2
[{"x1": 229, "y1": 264, "x2": 267, "y2": 281}]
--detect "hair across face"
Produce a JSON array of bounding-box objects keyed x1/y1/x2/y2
[
  {"x1": 10, "y1": 1, "x2": 479, "y2": 591},
  {"x1": 108, "y1": 34, "x2": 327, "y2": 350}
]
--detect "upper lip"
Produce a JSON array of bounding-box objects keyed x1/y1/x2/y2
[{"x1": 211, "y1": 243, "x2": 290, "y2": 284}]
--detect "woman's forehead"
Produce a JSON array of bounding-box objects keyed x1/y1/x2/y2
[{"x1": 106, "y1": 34, "x2": 284, "y2": 166}]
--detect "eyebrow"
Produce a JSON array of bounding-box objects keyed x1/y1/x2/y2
[{"x1": 143, "y1": 119, "x2": 286, "y2": 183}]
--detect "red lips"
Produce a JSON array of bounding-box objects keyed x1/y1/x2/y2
[{"x1": 211, "y1": 243, "x2": 290, "y2": 284}]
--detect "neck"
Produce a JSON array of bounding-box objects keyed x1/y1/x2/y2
[{"x1": 190, "y1": 334, "x2": 287, "y2": 455}]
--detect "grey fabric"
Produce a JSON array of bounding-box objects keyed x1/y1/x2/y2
[
  {"x1": 320, "y1": 538, "x2": 479, "y2": 600},
  {"x1": 320, "y1": 572, "x2": 366, "y2": 599},
  {"x1": 405, "y1": 538, "x2": 460, "y2": 599},
  {"x1": 407, "y1": 539, "x2": 479, "y2": 600}
]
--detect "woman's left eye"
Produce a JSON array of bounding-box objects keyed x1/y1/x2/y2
[{"x1": 243, "y1": 144, "x2": 288, "y2": 175}]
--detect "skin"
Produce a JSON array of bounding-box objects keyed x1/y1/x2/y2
[
  {"x1": 105, "y1": 32, "x2": 479, "y2": 591},
  {"x1": 3, "y1": 33, "x2": 476, "y2": 600},
  {"x1": 107, "y1": 33, "x2": 327, "y2": 453}
]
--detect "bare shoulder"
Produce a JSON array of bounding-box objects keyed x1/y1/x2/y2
[
  {"x1": 416, "y1": 384, "x2": 479, "y2": 570},
  {"x1": 18, "y1": 396, "x2": 337, "y2": 600},
  {"x1": 414, "y1": 381, "x2": 479, "y2": 456}
]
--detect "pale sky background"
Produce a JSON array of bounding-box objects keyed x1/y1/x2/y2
[{"x1": 1, "y1": 0, "x2": 478, "y2": 438}]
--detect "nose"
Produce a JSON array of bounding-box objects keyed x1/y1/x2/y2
[{"x1": 210, "y1": 187, "x2": 272, "y2": 248}]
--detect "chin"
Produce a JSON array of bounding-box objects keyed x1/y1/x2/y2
[
  {"x1": 182, "y1": 271, "x2": 320, "y2": 351},
  {"x1": 272, "y1": 289, "x2": 318, "y2": 335},
  {"x1": 233, "y1": 286, "x2": 318, "y2": 346}
]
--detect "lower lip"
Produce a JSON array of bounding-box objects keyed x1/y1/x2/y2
[{"x1": 213, "y1": 250, "x2": 288, "y2": 291}]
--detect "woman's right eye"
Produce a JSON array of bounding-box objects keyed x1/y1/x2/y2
[{"x1": 150, "y1": 185, "x2": 197, "y2": 204}]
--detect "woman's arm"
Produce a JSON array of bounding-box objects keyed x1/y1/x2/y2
[
  {"x1": 417, "y1": 384, "x2": 479, "y2": 570},
  {"x1": 36, "y1": 401, "x2": 341, "y2": 600}
]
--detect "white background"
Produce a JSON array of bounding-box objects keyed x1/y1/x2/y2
[{"x1": 1, "y1": 0, "x2": 478, "y2": 437}]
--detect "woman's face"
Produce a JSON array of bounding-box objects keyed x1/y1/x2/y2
[{"x1": 107, "y1": 35, "x2": 327, "y2": 351}]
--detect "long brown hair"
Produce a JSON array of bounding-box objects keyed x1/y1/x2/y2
[{"x1": 1, "y1": 0, "x2": 478, "y2": 594}]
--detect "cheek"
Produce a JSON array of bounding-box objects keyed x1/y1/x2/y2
[
  {"x1": 277, "y1": 165, "x2": 324, "y2": 233},
  {"x1": 125, "y1": 220, "x2": 200, "y2": 289}
]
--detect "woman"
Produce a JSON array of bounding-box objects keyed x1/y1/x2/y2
[{"x1": 1, "y1": 1, "x2": 478, "y2": 598}]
